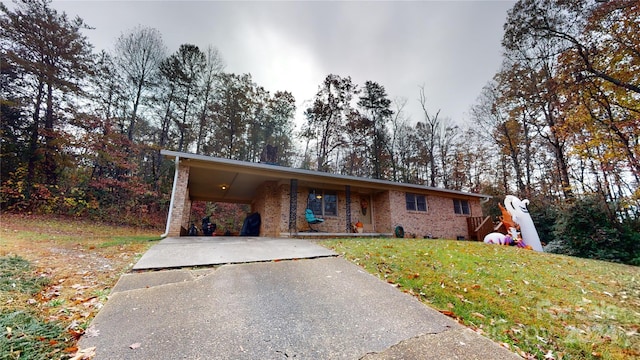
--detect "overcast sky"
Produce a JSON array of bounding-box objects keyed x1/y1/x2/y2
[{"x1": 50, "y1": 0, "x2": 515, "y2": 130}]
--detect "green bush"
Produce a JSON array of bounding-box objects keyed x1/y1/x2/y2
[{"x1": 551, "y1": 195, "x2": 640, "y2": 265}]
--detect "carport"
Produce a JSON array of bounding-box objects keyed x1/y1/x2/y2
[{"x1": 160, "y1": 150, "x2": 391, "y2": 238}]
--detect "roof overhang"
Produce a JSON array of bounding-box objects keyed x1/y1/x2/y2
[{"x1": 161, "y1": 150, "x2": 491, "y2": 203}]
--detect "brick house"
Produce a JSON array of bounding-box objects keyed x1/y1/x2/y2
[{"x1": 161, "y1": 150, "x2": 491, "y2": 239}]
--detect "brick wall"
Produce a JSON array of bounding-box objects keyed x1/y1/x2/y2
[
  {"x1": 387, "y1": 190, "x2": 481, "y2": 239},
  {"x1": 373, "y1": 191, "x2": 392, "y2": 233},
  {"x1": 166, "y1": 163, "x2": 483, "y2": 239},
  {"x1": 167, "y1": 163, "x2": 190, "y2": 237},
  {"x1": 253, "y1": 181, "x2": 281, "y2": 237},
  {"x1": 282, "y1": 186, "x2": 390, "y2": 234}
]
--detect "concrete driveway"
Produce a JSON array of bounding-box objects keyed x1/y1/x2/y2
[{"x1": 79, "y1": 237, "x2": 520, "y2": 359}]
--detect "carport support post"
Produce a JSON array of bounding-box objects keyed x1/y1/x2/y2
[
  {"x1": 165, "y1": 159, "x2": 191, "y2": 237},
  {"x1": 288, "y1": 179, "x2": 298, "y2": 234}
]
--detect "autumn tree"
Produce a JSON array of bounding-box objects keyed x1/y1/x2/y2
[
  {"x1": 503, "y1": 2, "x2": 576, "y2": 198},
  {"x1": 0, "y1": 0, "x2": 94, "y2": 203},
  {"x1": 555, "y1": 0, "x2": 640, "y2": 195},
  {"x1": 386, "y1": 98, "x2": 410, "y2": 182}
]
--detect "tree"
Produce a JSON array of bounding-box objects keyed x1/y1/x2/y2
[
  {"x1": 0, "y1": 0, "x2": 94, "y2": 199},
  {"x1": 113, "y1": 25, "x2": 166, "y2": 141},
  {"x1": 356, "y1": 81, "x2": 393, "y2": 179},
  {"x1": 387, "y1": 98, "x2": 410, "y2": 182},
  {"x1": 302, "y1": 74, "x2": 357, "y2": 172},
  {"x1": 436, "y1": 119, "x2": 459, "y2": 189},
  {"x1": 503, "y1": 2, "x2": 576, "y2": 199},
  {"x1": 504, "y1": 0, "x2": 640, "y2": 96},
  {"x1": 207, "y1": 73, "x2": 255, "y2": 160},
  {"x1": 416, "y1": 85, "x2": 441, "y2": 187},
  {"x1": 195, "y1": 46, "x2": 225, "y2": 154},
  {"x1": 264, "y1": 91, "x2": 296, "y2": 166},
  {"x1": 160, "y1": 44, "x2": 206, "y2": 152}
]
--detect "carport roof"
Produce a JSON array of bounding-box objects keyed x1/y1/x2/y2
[{"x1": 161, "y1": 150, "x2": 490, "y2": 203}]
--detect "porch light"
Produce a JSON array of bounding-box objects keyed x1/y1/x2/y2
[{"x1": 220, "y1": 184, "x2": 228, "y2": 190}]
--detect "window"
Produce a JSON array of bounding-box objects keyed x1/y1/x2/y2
[
  {"x1": 308, "y1": 190, "x2": 337, "y2": 216},
  {"x1": 406, "y1": 193, "x2": 427, "y2": 212},
  {"x1": 453, "y1": 199, "x2": 470, "y2": 215}
]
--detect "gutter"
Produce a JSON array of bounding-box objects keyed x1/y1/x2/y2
[{"x1": 160, "y1": 156, "x2": 180, "y2": 238}]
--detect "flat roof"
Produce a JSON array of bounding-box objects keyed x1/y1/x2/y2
[{"x1": 161, "y1": 150, "x2": 491, "y2": 203}]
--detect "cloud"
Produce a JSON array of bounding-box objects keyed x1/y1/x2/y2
[{"x1": 51, "y1": 0, "x2": 514, "y2": 128}]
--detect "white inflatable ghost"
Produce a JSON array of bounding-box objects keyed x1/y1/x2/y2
[
  {"x1": 504, "y1": 195, "x2": 544, "y2": 252},
  {"x1": 484, "y1": 232, "x2": 507, "y2": 244}
]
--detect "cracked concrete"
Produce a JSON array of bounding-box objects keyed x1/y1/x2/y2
[{"x1": 80, "y1": 239, "x2": 520, "y2": 359}]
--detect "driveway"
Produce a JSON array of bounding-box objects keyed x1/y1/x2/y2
[{"x1": 79, "y1": 237, "x2": 520, "y2": 359}]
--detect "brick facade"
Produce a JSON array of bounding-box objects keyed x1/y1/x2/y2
[
  {"x1": 164, "y1": 157, "x2": 484, "y2": 239},
  {"x1": 386, "y1": 190, "x2": 481, "y2": 239},
  {"x1": 256, "y1": 185, "x2": 482, "y2": 238}
]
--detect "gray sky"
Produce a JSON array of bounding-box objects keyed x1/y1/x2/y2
[{"x1": 51, "y1": 0, "x2": 515, "y2": 130}]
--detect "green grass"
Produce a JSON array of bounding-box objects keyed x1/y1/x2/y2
[
  {"x1": 322, "y1": 238, "x2": 640, "y2": 360},
  {"x1": 0, "y1": 256, "x2": 72, "y2": 359},
  {"x1": 0, "y1": 310, "x2": 74, "y2": 360},
  {"x1": 0, "y1": 256, "x2": 50, "y2": 295},
  {"x1": 97, "y1": 235, "x2": 162, "y2": 248}
]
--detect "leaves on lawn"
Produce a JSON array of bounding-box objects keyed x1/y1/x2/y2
[{"x1": 70, "y1": 346, "x2": 96, "y2": 360}]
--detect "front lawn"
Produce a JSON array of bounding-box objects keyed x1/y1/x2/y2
[
  {"x1": 322, "y1": 238, "x2": 640, "y2": 360},
  {"x1": 1, "y1": 214, "x2": 160, "y2": 359}
]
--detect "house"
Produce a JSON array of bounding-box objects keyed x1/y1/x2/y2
[{"x1": 161, "y1": 150, "x2": 491, "y2": 239}]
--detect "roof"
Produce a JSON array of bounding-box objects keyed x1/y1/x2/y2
[{"x1": 161, "y1": 150, "x2": 491, "y2": 203}]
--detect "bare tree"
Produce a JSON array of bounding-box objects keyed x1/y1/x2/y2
[
  {"x1": 113, "y1": 26, "x2": 166, "y2": 141},
  {"x1": 417, "y1": 85, "x2": 441, "y2": 187},
  {"x1": 195, "y1": 46, "x2": 225, "y2": 153}
]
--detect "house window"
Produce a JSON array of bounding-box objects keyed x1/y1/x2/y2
[
  {"x1": 406, "y1": 193, "x2": 427, "y2": 212},
  {"x1": 453, "y1": 199, "x2": 470, "y2": 215},
  {"x1": 308, "y1": 190, "x2": 337, "y2": 216}
]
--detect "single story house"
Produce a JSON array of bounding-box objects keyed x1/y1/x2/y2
[{"x1": 161, "y1": 150, "x2": 492, "y2": 239}]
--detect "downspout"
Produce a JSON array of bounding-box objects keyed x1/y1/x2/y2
[{"x1": 160, "y1": 156, "x2": 180, "y2": 238}]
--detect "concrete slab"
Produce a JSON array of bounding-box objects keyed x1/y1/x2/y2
[
  {"x1": 362, "y1": 328, "x2": 519, "y2": 360},
  {"x1": 133, "y1": 237, "x2": 337, "y2": 270},
  {"x1": 81, "y1": 257, "x2": 520, "y2": 360},
  {"x1": 112, "y1": 269, "x2": 197, "y2": 294}
]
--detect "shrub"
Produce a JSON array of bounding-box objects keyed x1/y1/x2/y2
[{"x1": 551, "y1": 195, "x2": 640, "y2": 265}]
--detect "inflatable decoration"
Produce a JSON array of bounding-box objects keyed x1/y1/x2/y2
[
  {"x1": 503, "y1": 195, "x2": 544, "y2": 252},
  {"x1": 484, "y1": 232, "x2": 507, "y2": 245}
]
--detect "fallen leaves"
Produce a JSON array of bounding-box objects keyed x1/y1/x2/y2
[
  {"x1": 70, "y1": 346, "x2": 96, "y2": 360},
  {"x1": 471, "y1": 312, "x2": 486, "y2": 319}
]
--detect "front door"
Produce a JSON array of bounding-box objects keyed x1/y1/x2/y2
[{"x1": 358, "y1": 195, "x2": 372, "y2": 229}]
